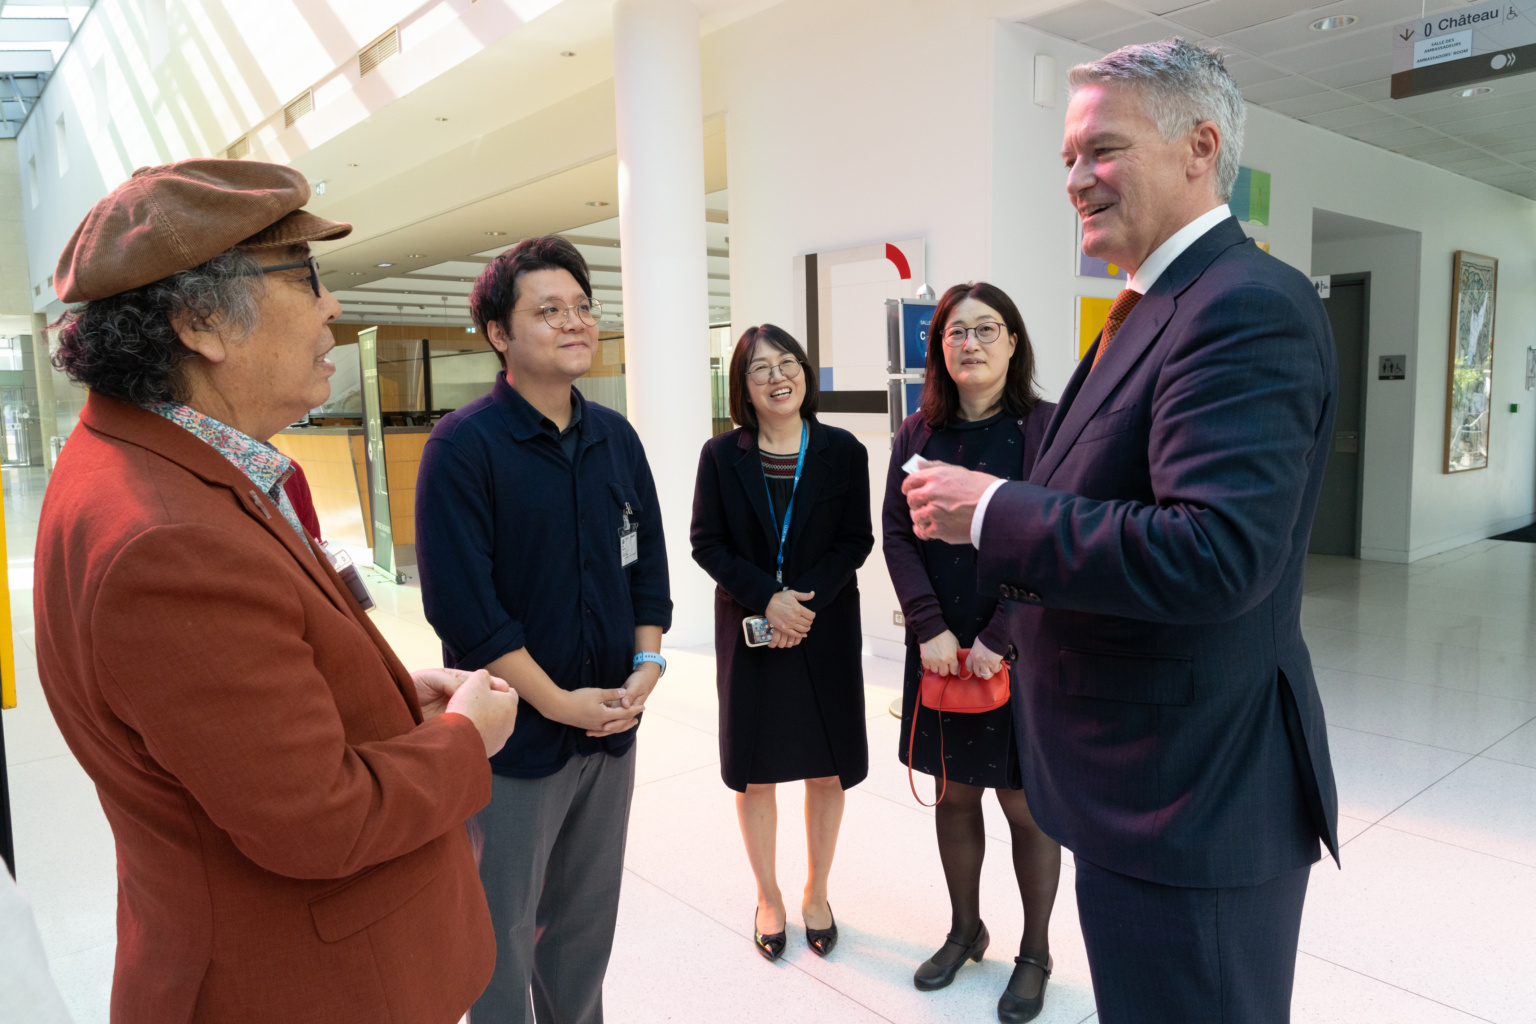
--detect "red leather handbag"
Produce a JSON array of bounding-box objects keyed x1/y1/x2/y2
[{"x1": 907, "y1": 650, "x2": 1011, "y2": 807}]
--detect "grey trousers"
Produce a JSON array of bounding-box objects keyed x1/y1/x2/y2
[{"x1": 467, "y1": 746, "x2": 637, "y2": 1024}]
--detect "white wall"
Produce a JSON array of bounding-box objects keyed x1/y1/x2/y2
[{"x1": 1311, "y1": 225, "x2": 1423, "y2": 559}]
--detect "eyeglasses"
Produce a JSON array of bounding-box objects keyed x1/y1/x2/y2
[
  {"x1": 943, "y1": 321, "x2": 1005, "y2": 347},
  {"x1": 520, "y1": 300, "x2": 602, "y2": 329},
  {"x1": 243, "y1": 257, "x2": 321, "y2": 298},
  {"x1": 745, "y1": 357, "x2": 803, "y2": 386}
]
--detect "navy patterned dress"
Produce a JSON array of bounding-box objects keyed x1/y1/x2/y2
[{"x1": 899, "y1": 412, "x2": 1024, "y2": 790}]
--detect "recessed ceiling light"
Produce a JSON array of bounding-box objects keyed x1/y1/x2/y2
[
  {"x1": 434, "y1": 116, "x2": 449, "y2": 122},
  {"x1": 585, "y1": 200, "x2": 609, "y2": 207},
  {"x1": 346, "y1": 162, "x2": 359, "y2": 167},
  {"x1": 1310, "y1": 15, "x2": 1357, "y2": 30},
  {"x1": 376, "y1": 262, "x2": 393, "y2": 268},
  {"x1": 485, "y1": 230, "x2": 506, "y2": 236},
  {"x1": 349, "y1": 271, "x2": 364, "y2": 276},
  {"x1": 406, "y1": 253, "x2": 426, "y2": 258},
  {"x1": 1460, "y1": 86, "x2": 1493, "y2": 97},
  {"x1": 560, "y1": 51, "x2": 576, "y2": 57}
]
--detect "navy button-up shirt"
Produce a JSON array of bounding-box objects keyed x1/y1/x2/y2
[{"x1": 416, "y1": 374, "x2": 671, "y2": 778}]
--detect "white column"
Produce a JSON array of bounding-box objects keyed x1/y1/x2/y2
[
  {"x1": 614, "y1": 0, "x2": 714, "y2": 647},
  {"x1": 31, "y1": 312, "x2": 59, "y2": 473}
]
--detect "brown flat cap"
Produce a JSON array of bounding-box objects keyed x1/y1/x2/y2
[{"x1": 55, "y1": 159, "x2": 352, "y2": 303}]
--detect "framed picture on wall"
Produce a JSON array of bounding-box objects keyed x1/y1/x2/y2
[{"x1": 1443, "y1": 250, "x2": 1498, "y2": 473}]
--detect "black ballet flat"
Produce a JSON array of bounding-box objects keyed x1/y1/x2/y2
[
  {"x1": 996, "y1": 953, "x2": 1052, "y2": 1023},
  {"x1": 805, "y1": 903, "x2": 838, "y2": 957},
  {"x1": 914, "y1": 920, "x2": 989, "y2": 991},
  {"x1": 753, "y1": 910, "x2": 786, "y2": 962}
]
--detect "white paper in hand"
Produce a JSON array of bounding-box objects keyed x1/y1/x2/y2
[{"x1": 902, "y1": 454, "x2": 935, "y2": 475}]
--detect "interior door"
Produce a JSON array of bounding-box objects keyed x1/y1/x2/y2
[{"x1": 1309, "y1": 278, "x2": 1367, "y2": 557}]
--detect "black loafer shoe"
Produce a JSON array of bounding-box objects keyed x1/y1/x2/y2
[
  {"x1": 805, "y1": 903, "x2": 838, "y2": 957},
  {"x1": 997, "y1": 953, "x2": 1051, "y2": 1023},
  {"x1": 914, "y1": 921, "x2": 989, "y2": 991},
  {"x1": 753, "y1": 910, "x2": 786, "y2": 962}
]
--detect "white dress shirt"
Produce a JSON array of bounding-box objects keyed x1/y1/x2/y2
[{"x1": 967, "y1": 204, "x2": 1234, "y2": 548}]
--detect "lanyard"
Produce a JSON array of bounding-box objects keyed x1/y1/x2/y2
[{"x1": 763, "y1": 421, "x2": 809, "y2": 584}]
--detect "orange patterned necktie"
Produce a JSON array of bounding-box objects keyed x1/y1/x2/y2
[{"x1": 1091, "y1": 288, "x2": 1143, "y2": 371}]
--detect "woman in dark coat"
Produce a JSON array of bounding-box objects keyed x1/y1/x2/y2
[
  {"x1": 883, "y1": 282, "x2": 1060, "y2": 1023},
  {"x1": 691, "y1": 324, "x2": 873, "y2": 964}
]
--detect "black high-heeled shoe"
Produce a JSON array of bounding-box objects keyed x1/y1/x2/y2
[
  {"x1": 913, "y1": 920, "x2": 989, "y2": 990},
  {"x1": 753, "y1": 908, "x2": 786, "y2": 962},
  {"x1": 996, "y1": 953, "x2": 1052, "y2": 1023},
  {"x1": 805, "y1": 903, "x2": 838, "y2": 957}
]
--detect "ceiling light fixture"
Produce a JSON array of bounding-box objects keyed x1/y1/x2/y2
[
  {"x1": 585, "y1": 200, "x2": 609, "y2": 207},
  {"x1": 347, "y1": 162, "x2": 359, "y2": 167},
  {"x1": 406, "y1": 253, "x2": 426, "y2": 258},
  {"x1": 560, "y1": 51, "x2": 576, "y2": 57},
  {"x1": 1460, "y1": 86, "x2": 1493, "y2": 97},
  {"x1": 1310, "y1": 15, "x2": 1357, "y2": 30},
  {"x1": 485, "y1": 230, "x2": 506, "y2": 236},
  {"x1": 434, "y1": 116, "x2": 449, "y2": 122},
  {"x1": 376, "y1": 262, "x2": 394, "y2": 268}
]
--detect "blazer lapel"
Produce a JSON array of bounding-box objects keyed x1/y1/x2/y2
[
  {"x1": 1032, "y1": 218, "x2": 1248, "y2": 485},
  {"x1": 785, "y1": 420, "x2": 830, "y2": 552},
  {"x1": 733, "y1": 430, "x2": 780, "y2": 547},
  {"x1": 83, "y1": 394, "x2": 357, "y2": 621}
]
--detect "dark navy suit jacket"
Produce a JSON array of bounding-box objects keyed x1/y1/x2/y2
[{"x1": 979, "y1": 217, "x2": 1341, "y2": 888}]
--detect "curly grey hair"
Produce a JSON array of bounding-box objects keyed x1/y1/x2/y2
[
  {"x1": 51, "y1": 249, "x2": 265, "y2": 405},
  {"x1": 1068, "y1": 38, "x2": 1246, "y2": 202}
]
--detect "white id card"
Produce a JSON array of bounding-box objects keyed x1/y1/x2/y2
[
  {"x1": 902, "y1": 454, "x2": 936, "y2": 474},
  {"x1": 619, "y1": 521, "x2": 638, "y2": 567}
]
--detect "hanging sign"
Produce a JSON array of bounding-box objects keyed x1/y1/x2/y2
[{"x1": 1391, "y1": 2, "x2": 1536, "y2": 98}]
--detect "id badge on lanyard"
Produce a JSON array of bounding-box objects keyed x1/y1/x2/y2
[{"x1": 619, "y1": 503, "x2": 638, "y2": 567}]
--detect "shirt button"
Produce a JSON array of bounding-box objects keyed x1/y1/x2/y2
[{"x1": 584, "y1": 654, "x2": 593, "y2": 665}]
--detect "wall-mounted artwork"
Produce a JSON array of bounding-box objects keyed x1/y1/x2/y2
[
  {"x1": 1444, "y1": 250, "x2": 1499, "y2": 474},
  {"x1": 1229, "y1": 167, "x2": 1271, "y2": 225},
  {"x1": 1077, "y1": 296, "x2": 1113, "y2": 360},
  {"x1": 794, "y1": 239, "x2": 923, "y2": 416}
]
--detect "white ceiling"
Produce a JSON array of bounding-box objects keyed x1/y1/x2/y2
[
  {"x1": 331, "y1": 190, "x2": 732, "y2": 329},
  {"x1": 1020, "y1": 0, "x2": 1536, "y2": 200}
]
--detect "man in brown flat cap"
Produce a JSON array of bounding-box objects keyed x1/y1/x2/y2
[{"x1": 33, "y1": 159, "x2": 520, "y2": 1024}]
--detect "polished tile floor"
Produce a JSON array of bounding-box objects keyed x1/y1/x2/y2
[{"x1": 4, "y1": 463, "x2": 1535, "y2": 1023}]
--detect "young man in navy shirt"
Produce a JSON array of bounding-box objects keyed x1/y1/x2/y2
[{"x1": 416, "y1": 236, "x2": 671, "y2": 1024}]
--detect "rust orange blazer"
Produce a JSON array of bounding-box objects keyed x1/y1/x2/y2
[{"x1": 34, "y1": 394, "x2": 496, "y2": 1024}]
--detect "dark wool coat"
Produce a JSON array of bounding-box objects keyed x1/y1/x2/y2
[{"x1": 691, "y1": 420, "x2": 874, "y2": 792}]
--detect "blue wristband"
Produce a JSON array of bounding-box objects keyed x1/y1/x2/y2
[{"x1": 632, "y1": 651, "x2": 666, "y2": 677}]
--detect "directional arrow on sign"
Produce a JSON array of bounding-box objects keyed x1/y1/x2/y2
[{"x1": 1400, "y1": 27, "x2": 1415, "y2": 41}]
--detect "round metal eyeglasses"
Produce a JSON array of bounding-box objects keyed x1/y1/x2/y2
[
  {"x1": 943, "y1": 321, "x2": 1005, "y2": 347},
  {"x1": 525, "y1": 300, "x2": 602, "y2": 329},
  {"x1": 745, "y1": 357, "x2": 803, "y2": 385}
]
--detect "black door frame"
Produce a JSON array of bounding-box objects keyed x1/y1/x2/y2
[{"x1": 1326, "y1": 272, "x2": 1372, "y2": 558}]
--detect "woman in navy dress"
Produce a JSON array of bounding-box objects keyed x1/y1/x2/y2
[{"x1": 882, "y1": 283, "x2": 1060, "y2": 1022}]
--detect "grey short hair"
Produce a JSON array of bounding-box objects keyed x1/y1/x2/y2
[
  {"x1": 1068, "y1": 38, "x2": 1246, "y2": 202},
  {"x1": 52, "y1": 248, "x2": 265, "y2": 405}
]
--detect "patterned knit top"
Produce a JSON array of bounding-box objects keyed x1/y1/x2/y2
[{"x1": 761, "y1": 449, "x2": 799, "y2": 529}]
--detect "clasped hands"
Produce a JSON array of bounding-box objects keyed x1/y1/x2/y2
[
  {"x1": 901, "y1": 460, "x2": 1000, "y2": 545},
  {"x1": 765, "y1": 588, "x2": 816, "y2": 648},
  {"x1": 920, "y1": 630, "x2": 1005, "y2": 679}
]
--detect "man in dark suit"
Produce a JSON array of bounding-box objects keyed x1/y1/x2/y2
[{"x1": 905, "y1": 38, "x2": 1339, "y2": 1023}]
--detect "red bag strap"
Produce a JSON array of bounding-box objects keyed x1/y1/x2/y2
[{"x1": 908, "y1": 675, "x2": 948, "y2": 808}]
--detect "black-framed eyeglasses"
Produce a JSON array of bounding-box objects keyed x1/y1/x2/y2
[
  {"x1": 519, "y1": 300, "x2": 602, "y2": 329},
  {"x1": 243, "y1": 257, "x2": 321, "y2": 298},
  {"x1": 942, "y1": 321, "x2": 1005, "y2": 347},
  {"x1": 745, "y1": 356, "x2": 803, "y2": 385}
]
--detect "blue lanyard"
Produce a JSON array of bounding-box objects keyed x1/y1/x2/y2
[{"x1": 764, "y1": 421, "x2": 809, "y2": 584}]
